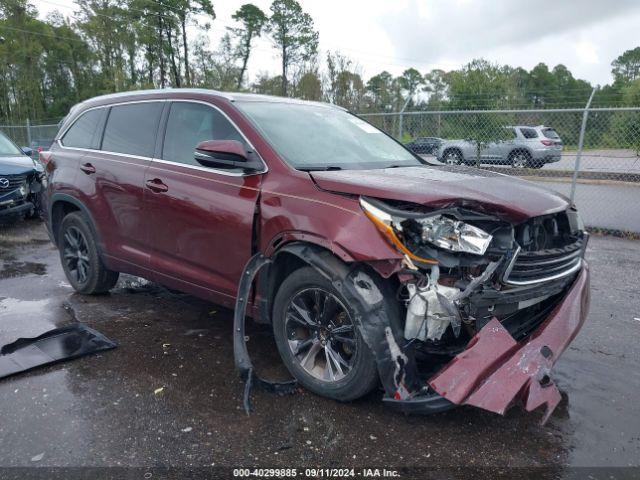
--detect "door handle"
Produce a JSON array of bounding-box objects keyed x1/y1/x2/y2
[
  {"x1": 80, "y1": 162, "x2": 96, "y2": 175},
  {"x1": 145, "y1": 178, "x2": 168, "y2": 193}
]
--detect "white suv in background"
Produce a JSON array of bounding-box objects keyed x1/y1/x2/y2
[{"x1": 437, "y1": 125, "x2": 563, "y2": 168}]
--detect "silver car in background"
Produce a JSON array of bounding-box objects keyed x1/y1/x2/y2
[{"x1": 436, "y1": 125, "x2": 563, "y2": 168}]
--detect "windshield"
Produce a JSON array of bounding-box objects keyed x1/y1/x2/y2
[
  {"x1": 0, "y1": 132, "x2": 23, "y2": 156},
  {"x1": 236, "y1": 102, "x2": 422, "y2": 170}
]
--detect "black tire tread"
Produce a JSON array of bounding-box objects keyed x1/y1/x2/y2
[
  {"x1": 59, "y1": 212, "x2": 119, "y2": 294},
  {"x1": 272, "y1": 266, "x2": 379, "y2": 402}
]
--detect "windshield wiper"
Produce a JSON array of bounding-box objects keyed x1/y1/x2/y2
[{"x1": 298, "y1": 166, "x2": 343, "y2": 172}]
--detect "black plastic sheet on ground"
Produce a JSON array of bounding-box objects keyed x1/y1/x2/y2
[{"x1": 0, "y1": 324, "x2": 117, "y2": 379}]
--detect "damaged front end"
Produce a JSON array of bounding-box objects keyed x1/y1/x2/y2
[
  {"x1": 233, "y1": 194, "x2": 589, "y2": 424},
  {"x1": 359, "y1": 196, "x2": 590, "y2": 423}
]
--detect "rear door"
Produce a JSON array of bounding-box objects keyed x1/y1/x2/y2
[
  {"x1": 78, "y1": 101, "x2": 164, "y2": 271},
  {"x1": 54, "y1": 108, "x2": 106, "y2": 209},
  {"x1": 144, "y1": 100, "x2": 264, "y2": 307}
]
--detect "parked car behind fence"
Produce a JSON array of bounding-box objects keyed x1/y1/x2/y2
[{"x1": 436, "y1": 125, "x2": 563, "y2": 168}]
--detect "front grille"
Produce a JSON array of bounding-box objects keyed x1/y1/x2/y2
[
  {"x1": 0, "y1": 173, "x2": 28, "y2": 191},
  {"x1": 504, "y1": 235, "x2": 585, "y2": 285}
]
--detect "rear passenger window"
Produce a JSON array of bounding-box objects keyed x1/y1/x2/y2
[
  {"x1": 102, "y1": 102, "x2": 163, "y2": 157},
  {"x1": 61, "y1": 109, "x2": 103, "y2": 148},
  {"x1": 520, "y1": 128, "x2": 538, "y2": 139},
  {"x1": 162, "y1": 102, "x2": 246, "y2": 167}
]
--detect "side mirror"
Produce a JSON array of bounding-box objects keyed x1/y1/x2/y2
[
  {"x1": 194, "y1": 140, "x2": 262, "y2": 171},
  {"x1": 21, "y1": 146, "x2": 33, "y2": 157}
]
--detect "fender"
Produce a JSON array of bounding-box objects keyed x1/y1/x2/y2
[
  {"x1": 264, "y1": 231, "x2": 355, "y2": 262},
  {"x1": 236, "y1": 242, "x2": 426, "y2": 403},
  {"x1": 48, "y1": 193, "x2": 104, "y2": 251}
]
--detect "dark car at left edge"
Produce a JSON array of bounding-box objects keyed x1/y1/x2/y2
[{"x1": 0, "y1": 130, "x2": 45, "y2": 223}]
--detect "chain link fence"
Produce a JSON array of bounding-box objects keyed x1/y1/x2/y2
[
  {"x1": 359, "y1": 106, "x2": 640, "y2": 235},
  {"x1": 2, "y1": 109, "x2": 639, "y2": 235},
  {"x1": 0, "y1": 120, "x2": 61, "y2": 152}
]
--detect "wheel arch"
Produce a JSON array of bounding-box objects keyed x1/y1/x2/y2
[
  {"x1": 442, "y1": 146, "x2": 463, "y2": 157},
  {"x1": 257, "y1": 241, "x2": 350, "y2": 325},
  {"x1": 239, "y1": 242, "x2": 411, "y2": 400},
  {"x1": 508, "y1": 147, "x2": 533, "y2": 159},
  {"x1": 49, "y1": 194, "x2": 103, "y2": 249}
]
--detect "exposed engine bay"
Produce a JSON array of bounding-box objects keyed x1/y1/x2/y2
[{"x1": 360, "y1": 196, "x2": 586, "y2": 345}]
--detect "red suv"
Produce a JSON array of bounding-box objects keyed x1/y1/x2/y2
[{"x1": 42, "y1": 89, "x2": 590, "y2": 422}]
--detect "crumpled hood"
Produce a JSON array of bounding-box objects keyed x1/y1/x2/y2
[
  {"x1": 310, "y1": 165, "x2": 570, "y2": 223},
  {"x1": 0, "y1": 155, "x2": 39, "y2": 175}
]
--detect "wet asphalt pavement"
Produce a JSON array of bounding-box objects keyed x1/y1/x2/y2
[{"x1": 1, "y1": 220, "x2": 639, "y2": 475}]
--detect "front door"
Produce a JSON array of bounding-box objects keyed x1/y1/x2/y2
[{"x1": 144, "y1": 100, "x2": 263, "y2": 308}]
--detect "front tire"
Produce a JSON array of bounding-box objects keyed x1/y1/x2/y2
[
  {"x1": 272, "y1": 267, "x2": 379, "y2": 401},
  {"x1": 59, "y1": 212, "x2": 119, "y2": 294}
]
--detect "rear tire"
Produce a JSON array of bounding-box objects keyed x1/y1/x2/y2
[
  {"x1": 272, "y1": 267, "x2": 379, "y2": 402},
  {"x1": 58, "y1": 212, "x2": 119, "y2": 294},
  {"x1": 509, "y1": 150, "x2": 532, "y2": 169}
]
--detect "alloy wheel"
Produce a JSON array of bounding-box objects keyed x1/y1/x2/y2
[
  {"x1": 284, "y1": 288, "x2": 357, "y2": 382},
  {"x1": 511, "y1": 153, "x2": 529, "y2": 168},
  {"x1": 444, "y1": 152, "x2": 461, "y2": 165},
  {"x1": 62, "y1": 226, "x2": 91, "y2": 285}
]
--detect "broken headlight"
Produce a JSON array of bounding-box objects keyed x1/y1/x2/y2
[
  {"x1": 360, "y1": 197, "x2": 493, "y2": 262},
  {"x1": 418, "y1": 215, "x2": 492, "y2": 255}
]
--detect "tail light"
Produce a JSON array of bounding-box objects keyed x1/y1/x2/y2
[{"x1": 540, "y1": 140, "x2": 554, "y2": 146}]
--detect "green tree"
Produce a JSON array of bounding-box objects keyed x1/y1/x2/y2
[
  {"x1": 365, "y1": 70, "x2": 394, "y2": 111},
  {"x1": 399, "y1": 68, "x2": 423, "y2": 98},
  {"x1": 230, "y1": 3, "x2": 267, "y2": 89},
  {"x1": 612, "y1": 47, "x2": 640, "y2": 84},
  {"x1": 295, "y1": 69, "x2": 322, "y2": 100},
  {"x1": 423, "y1": 69, "x2": 448, "y2": 108},
  {"x1": 325, "y1": 52, "x2": 365, "y2": 110},
  {"x1": 268, "y1": 0, "x2": 318, "y2": 96},
  {"x1": 610, "y1": 79, "x2": 640, "y2": 154},
  {"x1": 252, "y1": 72, "x2": 283, "y2": 96}
]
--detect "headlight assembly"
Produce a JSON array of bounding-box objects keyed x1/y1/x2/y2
[
  {"x1": 418, "y1": 214, "x2": 493, "y2": 255},
  {"x1": 360, "y1": 197, "x2": 493, "y2": 262}
]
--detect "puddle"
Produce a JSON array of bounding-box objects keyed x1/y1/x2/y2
[
  {"x1": 0, "y1": 298, "x2": 65, "y2": 339},
  {"x1": 0, "y1": 261, "x2": 47, "y2": 279}
]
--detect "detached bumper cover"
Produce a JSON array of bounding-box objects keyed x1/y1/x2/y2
[
  {"x1": 427, "y1": 261, "x2": 590, "y2": 423},
  {"x1": 0, "y1": 201, "x2": 32, "y2": 217}
]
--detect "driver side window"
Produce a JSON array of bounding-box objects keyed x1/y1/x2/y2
[{"x1": 162, "y1": 102, "x2": 246, "y2": 167}]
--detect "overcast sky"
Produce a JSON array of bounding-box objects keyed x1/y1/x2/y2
[{"x1": 36, "y1": 0, "x2": 640, "y2": 86}]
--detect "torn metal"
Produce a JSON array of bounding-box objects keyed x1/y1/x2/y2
[
  {"x1": 429, "y1": 263, "x2": 590, "y2": 424},
  {"x1": 0, "y1": 324, "x2": 116, "y2": 379}
]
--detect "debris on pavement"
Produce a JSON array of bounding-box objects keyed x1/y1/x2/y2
[{"x1": 0, "y1": 323, "x2": 117, "y2": 380}]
